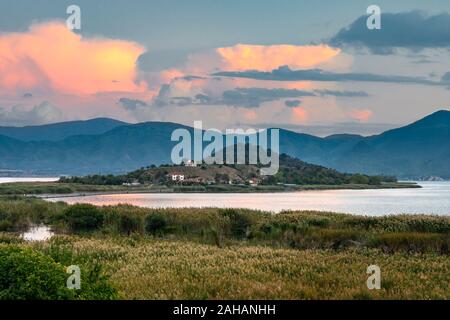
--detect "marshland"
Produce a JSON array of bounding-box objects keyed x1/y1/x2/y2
[{"x1": 0, "y1": 196, "x2": 448, "y2": 300}]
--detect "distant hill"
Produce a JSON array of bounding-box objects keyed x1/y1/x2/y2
[
  {"x1": 61, "y1": 153, "x2": 394, "y2": 186},
  {"x1": 279, "y1": 110, "x2": 450, "y2": 178},
  {"x1": 0, "y1": 110, "x2": 449, "y2": 178},
  {"x1": 0, "y1": 118, "x2": 128, "y2": 141},
  {"x1": 0, "y1": 122, "x2": 190, "y2": 175}
]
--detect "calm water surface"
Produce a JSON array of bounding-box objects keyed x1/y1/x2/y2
[
  {"x1": 0, "y1": 177, "x2": 59, "y2": 184},
  {"x1": 46, "y1": 182, "x2": 450, "y2": 216},
  {"x1": 21, "y1": 225, "x2": 54, "y2": 242}
]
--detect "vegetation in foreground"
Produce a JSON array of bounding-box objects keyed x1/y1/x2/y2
[{"x1": 0, "y1": 197, "x2": 448, "y2": 300}]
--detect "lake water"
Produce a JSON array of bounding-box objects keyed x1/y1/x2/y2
[
  {"x1": 46, "y1": 182, "x2": 450, "y2": 216},
  {"x1": 21, "y1": 225, "x2": 54, "y2": 241},
  {"x1": 0, "y1": 177, "x2": 59, "y2": 184}
]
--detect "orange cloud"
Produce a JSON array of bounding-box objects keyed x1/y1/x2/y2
[
  {"x1": 243, "y1": 110, "x2": 258, "y2": 121},
  {"x1": 349, "y1": 109, "x2": 373, "y2": 122},
  {"x1": 291, "y1": 106, "x2": 308, "y2": 124},
  {"x1": 0, "y1": 22, "x2": 146, "y2": 95},
  {"x1": 216, "y1": 44, "x2": 340, "y2": 71}
]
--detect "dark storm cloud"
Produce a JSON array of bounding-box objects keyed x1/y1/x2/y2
[
  {"x1": 441, "y1": 72, "x2": 450, "y2": 83},
  {"x1": 330, "y1": 11, "x2": 450, "y2": 53},
  {"x1": 152, "y1": 87, "x2": 369, "y2": 109},
  {"x1": 221, "y1": 88, "x2": 314, "y2": 108},
  {"x1": 213, "y1": 66, "x2": 441, "y2": 86},
  {"x1": 221, "y1": 88, "x2": 370, "y2": 107},
  {"x1": 314, "y1": 90, "x2": 369, "y2": 97},
  {"x1": 284, "y1": 100, "x2": 302, "y2": 108},
  {"x1": 118, "y1": 98, "x2": 147, "y2": 111}
]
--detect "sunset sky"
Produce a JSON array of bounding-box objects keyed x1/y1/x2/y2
[{"x1": 1, "y1": 0, "x2": 450, "y2": 135}]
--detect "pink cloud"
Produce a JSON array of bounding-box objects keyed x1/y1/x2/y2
[
  {"x1": 349, "y1": 109, "x2": 373, "y2": 122},
  {"x1": 0, "y1": 22, "x2": 146, "y2": 95},
  {"x1": 291, "y1": 106, "x2": 309, "y2": 124},
  {"x1": 216, "y1": 44, "x2": 340, "y2": 71},
  {"x1": 184, "y1": 44, "x2": 342, "y2": 75}
]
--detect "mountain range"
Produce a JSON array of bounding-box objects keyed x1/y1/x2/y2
[{"x1": 0, "y1": 110, "x2": 449, "y2": 178}]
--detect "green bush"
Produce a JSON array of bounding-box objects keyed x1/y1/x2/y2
[
  {"x1": 219, "y1": 209, "x2": 253, "y2": 238},
  {"x1": 373, "y1": 216, "x2": 450, "y2": 233},
  {"x1": 145, "y1": 214, "x2": 168, "y2": 235},
  {"x1": 0, "y1": 244, "x2": 119, "y2": 300},
  {"x1": 305, "y1": 217, "x2": 330, "y2": 228},
  {"x1": 344, "y1": 216, "x2": 379, "y2": 230},
  {"x1": 260, "y1": 222, "x2": 277, "y2": 235},
  {"x1": 370, "y1": 232, "x2": 449, "y2": 253},
  {"x1": 75, "y1": 263, "x2": 119, "y2": 300},
  {"x1": 0, "y1": 220, "x2": 13, "y2": 232},
  {"x1": 0, "y1": 246, "x2": 73, "y2": 300},
  {"x1": 64, "y1": 204, "x2": 104, "y2": 232},
  {"x1": 287, "y1": 229, "x2": 363, "y2": 249},
  {"x1": 350, "y1": 174, "x2": 370, "y2": 185},
  {"x1": 0, "y1": 234, "x2": 23, "y2": 244},
  {"x1": 119, "y1": 213, "x2": 143, "y2": 235}
]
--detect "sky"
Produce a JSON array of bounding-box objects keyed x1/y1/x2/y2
[{"x1": 1, "y1": 0, "x2": 450, "y2": 136}]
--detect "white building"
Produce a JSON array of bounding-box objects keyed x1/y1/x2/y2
[
  {"x1": 185, "y1": 160, "x2": 197, "y2": 167},
  {"x1": 171, "y1": 174, "x2": 185, "y2": 181},
  {"x1": 122, "y1": 181, "x2": 141, "y2": 187}
]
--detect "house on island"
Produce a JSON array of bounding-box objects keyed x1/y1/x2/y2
[
  {"x1": 185, "y1": 160, "x2": 197, "y2": 167},
  {"x1": 171, "y1": 174, "x2": 185, "y2": 182},
  {"x1": 122, "y1": 180, "x2": 141, "y2": 186},
  {"x1": 248, "y1": 178, "x2": 262, "y2": 186}
]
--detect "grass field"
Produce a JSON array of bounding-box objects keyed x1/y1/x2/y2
[
  {"x1": 24, "y1": 236, "x2": 449, "y2": 300},
  {"x1": 0, "y1": 196, "x2": 448, "y2": 300}
]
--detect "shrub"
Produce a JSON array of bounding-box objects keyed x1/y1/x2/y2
[
  {"x1": 75, "y1": 263, "x2": 119, "y2": 300},
  {"x1": 370, "y1": 232, "x2": 449, "y2": 253},
  {"x1": 64, "y1": 204, "x2": 104, "y2": 232},
  {"x1": 0, "y1": 220, "x2": 13, "y2": 232},
  {"x1": 288, "y1": 229, "x2": 363, "y2": 249},
  {"x1": 375, "y1": 216, "x2": 450, "y2": 233},
  {"x1": 219, "y1": 209, "x2": 253, "y2": 239},
  {"x1": 119, "y1": 213, "x2": 143, "y2": 235},
  {"x1": 0, "y1": 244, "x2": 119, "y2": 300},
  {"x1": 260, "y1": 222, "x2": 276, "y2": 235},
  {"x1": 344, "y1": 216, "x2": 379, "y2": 230},
  {"x1": 145, "y1": 214, "x2": 168, "y2": 235},
  {"x1": 368, "y1": 176, "x2": 382, "y2": 185},
  {"x1": 0, "y1": 246, "x2": 73, "y2": 300},
  {"x1": 305, "y1": 217, "x2": 330, "y2": 228},
  {"x1": 0, "y1": 234, "x2": 23, "y2": 244},
  {"x1": 350, "y1": 174, "x2": 370, "y2": 185}
]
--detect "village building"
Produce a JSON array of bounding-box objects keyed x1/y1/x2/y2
[
  {"x1": 171, "y1": 174, "x2": 185, "y2": 182},
  {"x1": 185, "y1": 160, "x2": 197, "y2": 167}
]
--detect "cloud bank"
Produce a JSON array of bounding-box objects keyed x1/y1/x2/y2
[
  {"x1": 215, "y1": 44, "x2": 341, "y2": 71},
  {"x1": 0, "y1": 22, "x2": 146, "y2": 95},
  {"x1": 330, "y1": 11, "x2": 450, "y2": 53},
  {"x1": 0, "y1": 101, "x2": 64, "y2": 126},
  {"x1": 214, "y1": 66, "x2": 441, "y2": 86}
]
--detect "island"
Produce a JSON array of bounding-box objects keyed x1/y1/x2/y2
[{"x1": 0, "y1": 154, "x2": 418, "y2": 196}]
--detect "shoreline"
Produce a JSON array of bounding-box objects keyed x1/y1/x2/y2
[{"x1": 35, "y1": 182, "x2": 421, "y2": 199}]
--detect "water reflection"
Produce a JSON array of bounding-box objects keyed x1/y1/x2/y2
[
  {"x1": 46, "y1": 182, "x2": 450, "y2": 216},
  {"x1": 0, "y1": 177, "x2": 59, "y2": 184},
  {"x1": 21, "y1": 225, "x2": 54, "y2": 241}
]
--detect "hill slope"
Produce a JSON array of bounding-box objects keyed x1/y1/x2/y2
[
  {"x1": 0, "y1": 118, "x2": 127, "y2": 141},
  {"x1": 62, "y1": 153, "x2": 395, "y2": 186},
  {"x1": 0, "y1": 110, "x2": 449, "y2": 178}
]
